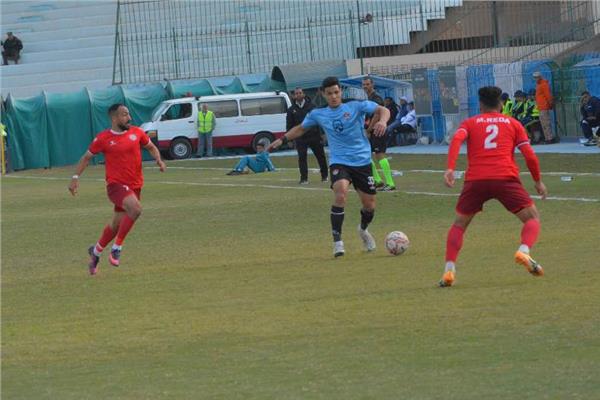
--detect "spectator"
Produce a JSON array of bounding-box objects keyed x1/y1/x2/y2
[
  {"x1": 286, "y1": 87, "x2": 328, "y2": 184},
  {"x1": 580, "y1": 91, "x2": 600, "y2": 146},
  {"x1": 501, "y1": 92, "x2": 513, "y2": 116},
  {"x1": 533, "y1": 71, "x2": 558, "y2": 144},
  {"x1": 383, "y1": 97, "x2": 400, "y2": 147},
  {"x1": 226, "y1": 143, "x2": 275, "y2": 175},
  {"x1": 178, "y1": 92, "x2": 193, "y2": 119},
  {"x1": 394, "y1": 101, "x2": 417, "y2": 146},
  {"x1": 2, "y1": 32, "x2": 23, "y2": 65},
  {"x1": 196, "y1": 103, "x2": 215, "y2": 157},
  {"x1": 383, "y1": 97, "x2": 400, "y2": 124},
  {"x1": 511, "y1": 90, "x2": 527, "y2": 121},
  {"x1": 522, "y1": 89, "x2": 543, "y2": 144},
  {"x1": 385, "y1": 98, "x2": 411, "y2": 142}
]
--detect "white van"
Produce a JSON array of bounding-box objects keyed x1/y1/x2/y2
[{"x1": 141, "y1": 91, "x2": 292, "y2": 159}]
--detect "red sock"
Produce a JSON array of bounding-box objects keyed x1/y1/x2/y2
[
  {"x1": 521, "y1": 218, "x2": 540, "y2": 248},
  {"x1": 96, "y1": 225, "x2": 117, "y2": 252},
  {"x1": 445, "y1": 224, "x2": 465, "y2": 262},
  {"x1": 114, "y1": 215, "x2": 136, "y2": 246}
]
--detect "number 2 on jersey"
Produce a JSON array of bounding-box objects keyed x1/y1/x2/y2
[{"x1": 484, "y1": 124, "x2": 498, "y2": 149}]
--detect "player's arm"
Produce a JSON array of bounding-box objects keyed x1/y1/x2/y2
[
  {"x1": 143, "y1": 141, "x2": 166, "y2": 172},
  {"x1": 517, "y1": 140, "x2": 547, "y2": 200},
  {"x1": 368, "y1": 105, "x2": 391, "y2": 137},
  {"x1": 444, "y1": 128, "x2": 468, "y2": 187},
  {"x1": 268, "y1": 124, "x2": 306, "y2": 152},
  {"x1": 68, "y1": 151, "x2": 94, "y2": 196}
]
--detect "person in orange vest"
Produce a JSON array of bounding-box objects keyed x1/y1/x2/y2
[{"x1": 533, "y1": 71, "x2": 558, "y2": 144}]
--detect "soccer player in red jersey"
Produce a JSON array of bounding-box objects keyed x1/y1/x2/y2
[
  {"x1": 439, "y1": 86, "x2": 548, "y2": 287},
  {"x1": 69, "y1": 104, "x2": 166, "y2": 275}
]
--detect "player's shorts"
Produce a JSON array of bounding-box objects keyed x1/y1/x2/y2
[
  {"x1": 369, "y1": 134, "x2": 387, "y2": 154},
  {"x1": 107, "y1": 182, "x2": 142, "y2": 212},
  {"x1": 329, "y1": 163, "x2": 376, "y2": 195},
  {"x1": 456, "y1": 178, "x2": 533, "y2": 215}
]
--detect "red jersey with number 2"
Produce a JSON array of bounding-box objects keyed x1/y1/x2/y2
[
  {"x1": 457, "y1": 112, "x2": 530, "y2": 181},
  {"x1": 89, "y1": 126, "x2": 150, "y2": 189}
]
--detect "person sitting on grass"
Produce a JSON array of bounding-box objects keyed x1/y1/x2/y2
[{"x1": 226, "y1": 143, "x2": 276, "y2": 175}]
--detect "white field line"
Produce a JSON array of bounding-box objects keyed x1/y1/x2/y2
[
  {"x1": 5, "y1": 175, "x2": 599, "y2": 203},
  {"x1": 145, "y1": 166, "x2": 600, "y2": 177}
]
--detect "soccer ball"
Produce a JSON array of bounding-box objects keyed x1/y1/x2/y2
[{"x1": 385, "y1": 231, "x2": 410, "y2": 255}]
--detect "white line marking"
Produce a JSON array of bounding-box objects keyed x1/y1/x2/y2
[
  {"x1": 146, "y1": 166, "x2": 600, "y2": 177},
  {"x1": 5, "y1": 175, "x2": 599, "y2": 203}
]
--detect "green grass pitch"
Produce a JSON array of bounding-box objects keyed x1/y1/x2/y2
[{"x1": 2, "y1": 153, "x2": 599, "y2": 399}]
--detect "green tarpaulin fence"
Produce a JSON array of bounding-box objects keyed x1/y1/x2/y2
[{"x1": 1, "y1": 75, "x2": 285, "y2": 171}]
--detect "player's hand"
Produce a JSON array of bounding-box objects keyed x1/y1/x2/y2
[
  {"x1": 68, "y1": 178, "x2": 79, "y2": 196},
  {"x1": 267, "y1": 139, "x2": 282, "y2": 152},
  {"x1": 157, "y1": 159, "x2": 166, "y2": 172},
  {"x1": 444, "y1": 169, "x2": 455, "y2": 188},
  {"x1": 535, "y1": 181, "x2": 547, "y2": 200},
  {"x1": 372, "y1": 121, "x2": 387, "y2": 137}
]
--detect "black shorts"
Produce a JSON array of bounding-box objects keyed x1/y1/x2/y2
[
  {"x1": 369, "y1": 134, "x2": 387, "y2": 154},
  {"x1": 329, "y1": 164, "x2": 376, "y2": 195}
]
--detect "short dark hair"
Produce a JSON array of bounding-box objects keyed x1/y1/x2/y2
[
  {"x1": 108, "y1": 103, "x2": 125, "y2": 116},
  {"x1": 362, "y1": 77, "x2": 374, "y2": 84},
  {"x1": 321, "y1": 76, "x2": 340, "y2": 90},
  {"x1": 478, "y1": 86, "x2": 502, "y2": 109},
  {"x1": 581, "y1": 91, "x2": 590, "y2": 96}
]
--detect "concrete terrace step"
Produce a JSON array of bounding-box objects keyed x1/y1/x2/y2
[
  {"x1": 16, "y1": 45, "x2": 114, "y2": 64},
  {"x1": 1, "y1": 1, "x2": 111, "y2": 15},
  {"x1": 1, "y1": 3, "x2": 116, "y2": 25},
  {"x1": 23, "y1": 35, "x2": 116, "y2": 53},
  {"x1": 2, "y1": 13, "x2": 116, "y2": 35},
  {"x1": 15, "y1": 25, "x2": 115, "y2": 44},
  {"x1": 2, "y1": 66, "x2": 113, "y2": 88},
  {"x1": 0, "y1": 55, "x2": 114, "y2": 76}
]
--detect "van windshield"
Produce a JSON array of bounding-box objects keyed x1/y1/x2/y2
[{"x1": 151, "y1": 103, "x2": 170, "y2": 122}]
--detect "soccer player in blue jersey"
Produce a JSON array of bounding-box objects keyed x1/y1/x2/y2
[{"x1": 269, "y1": 76, "x2": 390, "y2": 257}]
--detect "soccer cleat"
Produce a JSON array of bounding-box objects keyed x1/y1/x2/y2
[
  {"x1": 321, "y1": 176, "x2": 329, "y2": 182},
  {"x1": 438, "y1": 270, "x2": 455, "y2": 287},
  {"x1": 377, "y1": 185, "x2": 396, "y2": 192},
  {"x1": 357, "y1": 225, "x2": 376, "y2": 252},
  {"x1": 88, "y1": 245, "x2": 100, "y2": 276},
  {"x1": 109, "y1": 248, "x2": 121, "y2": 267},
  {"x1": 375, "y1": 181, "x2": 385, "y2": 189},
  {"x1": 299, "y1": 179, "x2": 309, "y2": 185},
  {"x1": 333, "y1": 241, "x2": 345, "y2": 257},
  {"x1": 583, "y1": 138, "x2": 597, "y2": 146},
  {"x1": 514, "y1": 251, "x2": 544, "y2": 276},
  {"x1": 226, "y1": 170, "x2": 242, "y2": 176}
]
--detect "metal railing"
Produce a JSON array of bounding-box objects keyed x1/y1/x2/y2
[
  {"x1": 458, "y1": 1, "x2": 598, "y2": 66},
  {"x1": 112, "y1": 0, "x2": 460, "y2": 84},
  {"x1": 113, "y1": 0, "x2": 598, "y2": 85}
]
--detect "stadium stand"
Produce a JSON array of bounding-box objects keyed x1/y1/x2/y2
[{"x1": 1, "y1": 0, "x2": 117, "y2": 98}]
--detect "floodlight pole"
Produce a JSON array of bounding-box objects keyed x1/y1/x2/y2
[{"x1": 357, "y1": 0, "x2": 364, "y2": 74}]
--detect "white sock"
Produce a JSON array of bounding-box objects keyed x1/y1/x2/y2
[
  {"x1": 445, "y1": 261, "x2": 456, "y2": 272},
  {"x1": 93, "y1": 244, "x2": 102, "y2": 257},
  {"x1": 111, "y1": 244, "x2": 122, "y2": 251},
  {"x1": 518, "y1": 244, "x2": 530, "y2": 254}
]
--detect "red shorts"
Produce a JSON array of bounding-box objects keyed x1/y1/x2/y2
[
  {"x1": 107, "y1": 183, "x2": 141, "y2": 212},
  {"x1": 456, "y1": 179, "x2": 533, "y2": 215}
]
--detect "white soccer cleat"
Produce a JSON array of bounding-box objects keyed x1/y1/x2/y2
[
  {"x1": 358, "y1": 225, "x2": 376, "y2": 252},
  {"x1": 333, "y1": 241, "x2": 345, "y2": 257}
]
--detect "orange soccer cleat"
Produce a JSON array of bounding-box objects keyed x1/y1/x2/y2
[
  {"x1": 515, "y1": 251, "x2": 544, "y2": 277},
  {"x1": 438, "y1": 270, "x2": 455, "y2": 287}
]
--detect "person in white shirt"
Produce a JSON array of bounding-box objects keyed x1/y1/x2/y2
[{"x1": 386, "y1": 101, "x2": 417, "y2": 145}]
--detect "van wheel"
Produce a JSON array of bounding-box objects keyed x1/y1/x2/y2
[
  {"x1": 169, "y1": 138, "x2": 192, "y2": 159},
  {"x1": 252, "y1": 132, "x2": 275, "y2": 153}
]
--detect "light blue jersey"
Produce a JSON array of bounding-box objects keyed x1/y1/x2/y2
[{"x1": 302, "y1": 100, "x2": 377, "y2": 166}]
